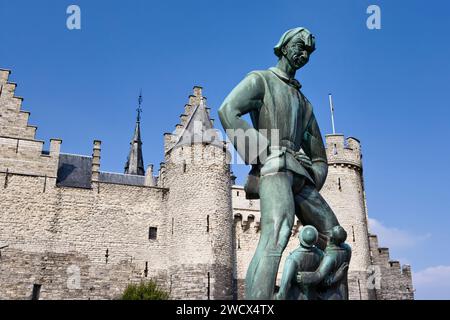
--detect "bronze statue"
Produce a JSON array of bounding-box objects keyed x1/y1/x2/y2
[
  {"x1": 297, "y1": 225, "x2": 352, "y2": 300},
  {"x1": 219, "y1": 27, "x2": 351, "y2": 299},
  {"x1": 275, "y1": 225, "x2": 323, "y2": 300}
]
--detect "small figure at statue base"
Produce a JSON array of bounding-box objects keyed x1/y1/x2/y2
[
  {"x1": 275, "y1": 225, "x2": 323, "y2": 300},
  {"x1": 297, "y1": 226, "x2": 352, "y2": 300}
]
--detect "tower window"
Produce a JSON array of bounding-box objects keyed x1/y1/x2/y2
[
  {"x1": 338, "y1": 178, "x2": 342, "y2": 191},
  {"x1": 207, "y1": 272, "x2": 211, "y2": 300},
  {"x1": 352, "y1": 226, "x2": 356, "y2": 242},
  {"x1": 144, "y1": 262, "x2": 148, "y2": 277},
  {"x1": 207, "y1": 215, "x2": 210, "y2": 233},
  {"x1": 357, "y1": 279, "x2": 362, "y2": 300},
  {"x1": 149, "y1": 227, "x2": 158, "y2": 240},
  {"x1": 31, "y1": 284, "x2": 42, "y2": 300}
]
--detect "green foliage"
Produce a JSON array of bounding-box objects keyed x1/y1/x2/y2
[{"x1": 121, "y1": 280, "x2": 170, "y2": 300}]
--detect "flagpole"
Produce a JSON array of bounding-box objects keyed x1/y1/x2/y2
[{"x1": 328, "y1": 93, "x2": 336, "y2": 134}]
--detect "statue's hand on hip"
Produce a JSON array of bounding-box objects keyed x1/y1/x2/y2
[{"x1": 296, "y1": 153, "x2": 313, "y2": 170}]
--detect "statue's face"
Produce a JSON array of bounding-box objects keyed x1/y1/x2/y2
[{"x1": 282, "y1": 34, "x2": 312, "y2": 70}]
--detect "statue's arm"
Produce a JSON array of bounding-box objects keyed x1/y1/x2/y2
[
  {"x1": 218, "y1": 73, "x2": 266, "y2": 165},
  {"x1": 297, "y1": 255, "x2": 334, "y2": 285},
  {"x1": 325, "y1": 262, "x2": 349, "y2": 286},
  {"x1": 302, "y1": 111, "x2": 328, "y2": 191},
  {"x1": 323, "y1": 244, "x2": 352, "y2": 286},
  {"x1": 275, "y1": 256, "x2": 296, "y2": 300}
]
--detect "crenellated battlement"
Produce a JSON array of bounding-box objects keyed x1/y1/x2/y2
[
  {"x1": 325, "y1": 134, "x2": 362, "y2": 169},
  {"x1": 234, "y1": 213, "x2": 260, "y2": 231}
]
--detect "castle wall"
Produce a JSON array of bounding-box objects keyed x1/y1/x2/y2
[
  {"x1": 369, "y1": 235, "x2": 414, "y2": 300},
  {"x1": 0, "y1": 247, "x2": 153, "y2": 300},
  {"x1": 232, "y1": 186, "x2": 261, "y2": 299},
  {"x1": 0, "y1": 172, "x2": 170, "y2": 299}
]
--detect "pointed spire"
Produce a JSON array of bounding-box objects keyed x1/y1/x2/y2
[{"x1": 124, "y1": 91, "x2": 145, "y2": 176}]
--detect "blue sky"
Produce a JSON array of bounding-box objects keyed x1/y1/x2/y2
[{"x1": 1, "y1": 0, "x2": 449, "y2": 299}]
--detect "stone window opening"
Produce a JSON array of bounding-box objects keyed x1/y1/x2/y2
[
  {"x1": 31, "y1": 284, "x2": 42, "y2": 300},
  {"x1": 357, "y1": 279, "x2": 362, "y2": 300},
  {"x1": 149, "y1": 227, "x2": 158, "y2": 240},
  {"x1": 4, "y1": 168, "x2": 9, "y2": 189},
  {"x1": 207, "y1": 215, "x2": 210, "y2": 233},
  {"x1": 207, "y1": 272, "x2": 211, "y2": 300},
  {"x1": 237, "y1": 191, "x2": 240, "y2": 197},
  {"x1": 144, "y1": 262, "x2": 148, "y2": 277},
  {"x1": 338, "y1": 178, "x2": 342, "y2": 191},
  {"x1": 237, "y1": 236, "x2": 241, "y2": 250},
  {"x1": 43, "y1": 175, "x2": 47, "y2": 193},
  {"x1": 333, "y1": 144, "x2": 338, "y2": 155},
  {"x1": 351, "y1": 226, "x2": 356, "y2": 242},
  {"x1": 171, "y1": 218, "x2": 174, "y2": 235},
  {"x1": 182, "y1": 161, "x2": 186, "y2": 173}
]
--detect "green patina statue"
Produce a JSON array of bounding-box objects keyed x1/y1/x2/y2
[
  {"x1": 275, "y1": 225, "x2": 324, "y2": 300},
  {"x1": 276, "y1": 225, "x2": 351, "y2": 300},
  {"x1": 218, "y1": 27, "x2": 351, "y2": 300},
  {"x1": 297, "y1": 225, "x2": 352, "y2": 300}
]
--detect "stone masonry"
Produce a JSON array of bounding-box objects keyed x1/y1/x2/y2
[{"x1": 0, "y1": 68, "x2": 413, "y2": 300}]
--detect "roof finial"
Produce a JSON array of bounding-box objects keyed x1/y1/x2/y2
[{"x1": 137, "y1": 89, "x2": 143, "y2": 122}]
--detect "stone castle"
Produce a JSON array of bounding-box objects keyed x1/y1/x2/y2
[{"x1": 0, "y1": 68, "x2": 414, "y2": 300}]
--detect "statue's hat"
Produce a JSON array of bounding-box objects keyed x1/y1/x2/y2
[{"x1": 274, "y1": 27, "x2": 316, "y2": 58}]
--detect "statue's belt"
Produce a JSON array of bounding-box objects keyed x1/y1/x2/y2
[{"x1": 260, "y1": 146, "x2": 315, "y2": 184}]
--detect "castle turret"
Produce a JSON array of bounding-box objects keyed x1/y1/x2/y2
[
  {"x1": 321, "y1": 134, "x2": 374, "y2": 299},
  {"x1": 164, "y1": 87, "x2": 234, "y2": 299}
]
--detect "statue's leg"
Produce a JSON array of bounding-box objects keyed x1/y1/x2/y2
[
  {"x1": 294, "y1": 183, "x2": 340, "y2": 246},
  {"x1": 245, "y1": 171, "x2": 295, "y2": 300}
]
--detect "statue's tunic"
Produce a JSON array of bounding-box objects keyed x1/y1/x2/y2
[
  {"x1": 248, "y1": 67, "x2": 317, "y2": 182},
  {"x1": 219, "y1": 66, "x2": 329, "y2": 199}
]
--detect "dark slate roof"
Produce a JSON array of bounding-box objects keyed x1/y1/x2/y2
[
  {"x1": 57, "y1": 154, "x2": 93, "y2": 189},
  {"x1": 99, "y1": 172, "x2": 146, "y2": 186}
]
